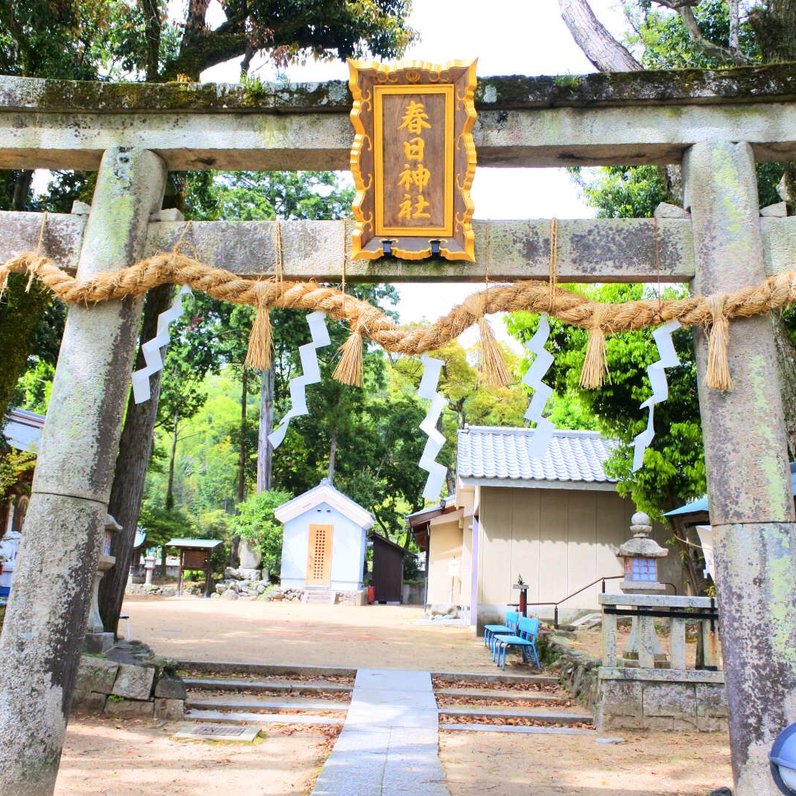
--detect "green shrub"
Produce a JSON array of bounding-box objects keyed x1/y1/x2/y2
[{"x1": 230, "y1": 490, "x2": 292, "y2": 574}]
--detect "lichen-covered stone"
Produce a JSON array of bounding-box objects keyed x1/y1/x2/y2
[
  {"x1": 72, "y1": 692, "x2": 108, "y2": 714},
  {"x1": 111, "y1": 664, "x2": 155, "y2": 700},
  {"x1": 643, "y1": 682, "x2": 697, "y2": 721},
  {"x1": 74, "y1": 656, "x2": 119, "y2": 696},
  {"x1": 154, "y1": 698, "x2": 184, "y2": 721},
  {"x1": 154, "y1": 675, "x2": 187, "y2": 700},
  {"x1": 104, "y1": 698, "x2": 155, "y2": 718}
]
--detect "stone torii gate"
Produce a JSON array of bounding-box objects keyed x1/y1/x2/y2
[{"x1": 0, "y1": 64, "x2": 795, "y2": 795}]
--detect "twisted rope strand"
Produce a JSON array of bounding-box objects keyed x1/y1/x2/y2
[{"x1": 2, "y1": 251, "x2": 796, "y2": 359}]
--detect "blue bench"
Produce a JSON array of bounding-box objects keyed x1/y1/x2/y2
[
  {"x1": 483, "y1": 611, "x2": 520, "y2": 654},
  {"x1": 493, "y1": 617, "x2": 541, "y2": 670}
]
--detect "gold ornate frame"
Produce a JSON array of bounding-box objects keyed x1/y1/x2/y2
[{"x1": 348, "y1": 59, "x2": 478, "y2": 262}]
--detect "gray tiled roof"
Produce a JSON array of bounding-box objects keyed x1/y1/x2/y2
[{"x1": 457, "y1": 426, "x2": 616, "y2": 485}]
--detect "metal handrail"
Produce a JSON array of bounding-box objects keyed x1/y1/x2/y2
[{"x1": 525, "y1": 575, "x2": 679, "y2": 628}]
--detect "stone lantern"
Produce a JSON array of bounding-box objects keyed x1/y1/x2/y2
[
  {"x1": 617, "y1": 512, "x2": 668, "y2": 593},
  {"x1": 616, "y1": 511, "x2": 669, "y2": 667},
  {"x1": 84, "y1": 514, "x2": 121, "y2": 654}
]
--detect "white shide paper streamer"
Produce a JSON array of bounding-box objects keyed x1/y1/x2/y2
[
  {"x1": 522, "y1": 312, "x2": 556, "y2": 459},
  {"x1": 632, "y1": 319, "x2": 682, "y2": 472},
  {"x1": 268, "y1": 311, "x2": 331, "y2": 449},
  {"x1": 417, "y1": 354, "x2": 449, "y2": 500},
  {"x1": 132, "y1": 286, "x2": 192, "y2": 404}
]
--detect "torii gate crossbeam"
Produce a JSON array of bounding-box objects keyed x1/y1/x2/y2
[{"x1": 0, "y1": 64, "x2": 794, "y2": 795}]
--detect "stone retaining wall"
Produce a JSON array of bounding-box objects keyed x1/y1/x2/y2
[
  {"x1": 544, "y1": 632, "x2": 600, "y2": 710},
  {"x1": 597, "y1": 668, "x2": 727, "y2": 732},
  {"x1": 543, "y1": 631, "x2": 727, "y2": 732},
  {"x1": 72, "y1": 653, "x2": 186, "y2": 720}
]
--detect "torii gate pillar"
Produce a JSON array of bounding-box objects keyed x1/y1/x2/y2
[
  {"x1": 0, "y1": 148, "x2": 166, "y2": 796},
  {"x1": 684, "y1": 140, "x2": 796, "y2": 795}
]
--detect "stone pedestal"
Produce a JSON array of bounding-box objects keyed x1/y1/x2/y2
[
  {"x1": 85, "y1": 515, "x2": 121, "y2": 654},
  {"x1": 144, "y1": 553, "x2": 156, "y2": 586}
]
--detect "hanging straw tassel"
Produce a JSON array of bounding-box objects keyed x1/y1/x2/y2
[
  {"x1": 333, "y1": 326, "x2": 364, "y2": 387},
  {"x1": 245, "y1": 301, "x2": 273, "y2": 370},
  {"x1": 706, "y1": 294, "x2": 732, "y2": 391},
  {"x1": 579, "y1": 313, "x2": 608, "y2": 390},
  {"x1": 478, "y1": 317, "x2": 512, "y2": 388}
]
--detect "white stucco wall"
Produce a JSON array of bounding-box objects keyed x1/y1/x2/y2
[{"x1": 279, "y1": 500, "x2": 366, "y2": 591}]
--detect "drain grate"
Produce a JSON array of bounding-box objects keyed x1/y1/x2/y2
[{"x1": 175, "y1": 724, "x2": 259, "y2": 742}]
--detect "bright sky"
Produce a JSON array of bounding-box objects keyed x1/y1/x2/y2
[{"x1": 199, "y1": 1, "x2": 633, "y2": 345}]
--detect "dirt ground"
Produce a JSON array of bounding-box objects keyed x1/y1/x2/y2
[
  {"x1": 52, "y1": 597, "x2": 733, "y2": 796},
  {"x1": 55, "y1": 717, "x2": 334, "y2": 796},
  {"x1": 441, "y1": 730, "x2": 733, "y2": 796},
  {"x1": 122, "y1": 595, "x2": 502, "y2": 673}
]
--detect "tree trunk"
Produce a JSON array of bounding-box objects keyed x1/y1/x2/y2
[
  {"x1": 328, "y1": 431, "x2": 337, "y2": 483},
  {"x1": 257, "y1": 367, "x2": 274, "y2": 492},
  {"x1": 98, "y1": 283, "x2": 175, "y2": 635},
  {"x1": 237, "y1": 367, "x2": 248, "y2": 503},
  {"x1": 141, "y1": 0, "x2": 162, "y2": 82},
  {"x1": 165, "y1": 408, "x2": 179, "y2": 512},
  {"x1": 557, "y1": 0, "x2": 641, "y2": 71}
]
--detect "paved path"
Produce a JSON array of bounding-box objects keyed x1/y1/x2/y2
[{"x1": 312, "y1": 669, "x2": 448, "y2": 796}]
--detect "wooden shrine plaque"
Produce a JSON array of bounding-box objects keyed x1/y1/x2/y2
[
  {"x1": 349, "y1": 60, "x2": 477, "y2": 262},
  {"x1": 182, "y1": 549, "x2": 209, "y2": 570}
]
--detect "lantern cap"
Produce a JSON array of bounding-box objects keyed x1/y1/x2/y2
[{"x1": 617, "y1": 511, "x2": 668, "y2": 559}]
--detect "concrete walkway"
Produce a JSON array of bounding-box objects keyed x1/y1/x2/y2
[{"x1": 312, "y1": 669, "x2": 448, "y2": 796}]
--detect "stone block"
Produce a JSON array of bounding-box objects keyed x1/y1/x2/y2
[
  {"x1": 83, "y1": 632, "x2": 115, "y2": 655},
  {"x1": 75, "y1": 655, "x2": 119, "y2": 695},
  {"x1": 643, "y1": 714, "x2": 696, "y2": 731},
  {"x1": 104, "y1": 698, "x2": 155, "y2": 718},
  {"x1": 696, "y1": 684, "x2": 728, "y2": 718},
  {"x1": 112, "y1": 663, "x2": 155, "y2": 700},
  {"x1": 154, "y1": 698, "x2": 185, "y2": 720},
  {"x1": 155, "y1": 674, "x2": 187, "y2": 700},
  {"x1": 642, "y1": 682, "x2": 696, "y2": 721},
  {"x1": 598, "y1": 713, "x2": 648, "y2": 731},
  {"x1": 72, "y1": 692, "x2": 108, "y2": 714},
  {"x1": 599, "y1": 679, "x2": 643, "y2": 718},
  {"x1": 697, "y1": 715, "x2": 728, "y2": 732}
]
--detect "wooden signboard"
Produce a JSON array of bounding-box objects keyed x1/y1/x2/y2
[
  {"x1": 182, "y1": 549, "x2": 209, "y2": 571},
  {"x1": 349, "y1": 60, "x2": 477, "y2": 262}
]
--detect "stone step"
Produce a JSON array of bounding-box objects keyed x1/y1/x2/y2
[
  {"x1": 433, "y1": 671, "x2": 559, "y2": 687},
  {"x1": 183, "y1": 677, "x2": 353, "y2": 694},
  {"x1": 186, "y1": 697, "x2": 348, "y2": 713},
  {"x1": 441, "y1": 723, "x2": 596, "y2": 736},
  {"x1": 185, "y1": 708, "x2": 344, "y2": 726},
  {"x1": 178, "y1": 660, "x2": 357, "y2": 679},
  {"x1": 435, "y1": 687, "x2": 570, "y2": 703},
  {"x1": 438, "y1": 707, "x2": 593, "y2": 726}
]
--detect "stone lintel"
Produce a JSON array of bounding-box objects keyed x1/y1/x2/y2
[
  {"x1": 0, "y1": 212, "x2": 696, "y2": 282},
  {"x1": 4, "y1": 65, "x2": 796, "y2": 170},
  {"x1": 3, "y1": 212, "x2": 794, "y2": 284},
  {"x1": 599, "y1": 667, "x2": 725, "y2": 684},
  {"x1": 5, "y1": 105, "x2": 796, "y2": 171},
  {"x1": 2, "y1": 63, "x2": 795, "y2": 114},
  {"x1": 599, "y1": 594, "x2": 718, "y2": 609}
]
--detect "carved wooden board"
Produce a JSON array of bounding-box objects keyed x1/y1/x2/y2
[{"x1": 349, "y1": 60, "x2": 477, "y2": 262}]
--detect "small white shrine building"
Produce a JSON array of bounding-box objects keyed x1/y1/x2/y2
[{"x1": 275, "y1": 479, "x2": 373, "y2": 594}]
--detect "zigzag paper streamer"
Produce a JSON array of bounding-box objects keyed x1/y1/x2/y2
[
  {"x1": 522, "y1": 312, "x2": 556, "y2": 459},
  {"x1": 417, "y1": 355, "x2": 449, "y2": 500},
  {"x1": 632, "y1": 319, "x2": 682, "y2": 472},
  {"x1": 269, "y1": 311, "x2": 331, "y2": 449},
  {"x1": 132, "y1": 286, "x2": 192, "y2": 404}
]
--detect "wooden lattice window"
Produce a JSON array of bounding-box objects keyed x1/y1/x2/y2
[{"x1": 306, "y1": 524, "x2": 333, "y2": 585}]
